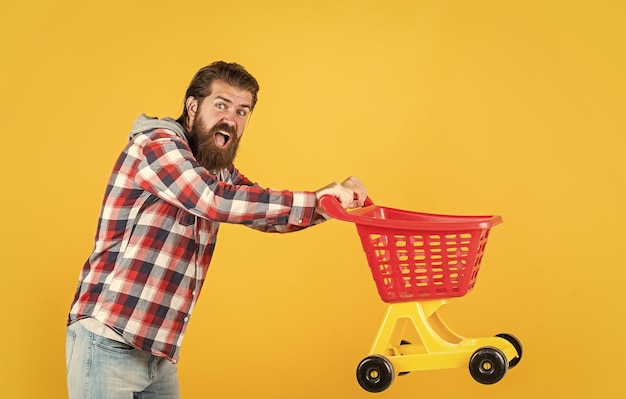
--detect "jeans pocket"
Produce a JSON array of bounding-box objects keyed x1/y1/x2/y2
[
  {"x1": 92, "y1": 334, "x2": 136, "y2": 354},
  {"x1": 65, "y1": 328, "x2": 76, "y2": 375}
]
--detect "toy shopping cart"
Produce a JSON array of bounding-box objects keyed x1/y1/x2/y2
[{"x1": 319, "y1": 196, "x2": 522, "y2": 393}]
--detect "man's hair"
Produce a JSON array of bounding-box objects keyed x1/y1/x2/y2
[{"x1": 177, "y1": 61, "x2": 260, "y2": 129}]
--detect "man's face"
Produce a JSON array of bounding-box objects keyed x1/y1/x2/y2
[{"x1": 187, "y1": 80, "x2": 253, "y2": 170}]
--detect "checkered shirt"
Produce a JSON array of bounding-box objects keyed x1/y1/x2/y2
[{"x1": 68, "y1": 125, "x2": 323, "y2": 362}]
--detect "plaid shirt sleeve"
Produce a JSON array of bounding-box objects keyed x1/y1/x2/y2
[
  {"x1": 133, "y1": 129, "x2": 319, "y2": 228},
  {"x1": 225, "y1": 167, "x2": 328, "y2": 233}
]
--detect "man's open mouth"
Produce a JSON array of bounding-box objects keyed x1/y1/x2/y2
[{"x1": 214, "y1": 130, "x2": 231, "y2": 148}]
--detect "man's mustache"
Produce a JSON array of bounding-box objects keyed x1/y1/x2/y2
[{"x1": 209, "y1": 123, "x2": 236, "y2": 136}]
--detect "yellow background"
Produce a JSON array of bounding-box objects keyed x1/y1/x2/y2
[{"x1": 1, "y1": 0, "x2": 624, "y2": 398}]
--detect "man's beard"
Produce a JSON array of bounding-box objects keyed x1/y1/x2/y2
[{"x1": 187, "y1": 116, "x2": 240, "y2": 171}]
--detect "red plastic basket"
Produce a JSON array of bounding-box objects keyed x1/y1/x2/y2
[{"x1": 319, "y1": 196, "x2": 502, "y2": 303}]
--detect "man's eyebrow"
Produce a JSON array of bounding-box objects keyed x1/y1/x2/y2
[
  {"x1": 215, "y1": 96, "x2": 232, "y2": 104},
  {"x1": 215, "y1": 95, "x2": 251, "y2": 109}
]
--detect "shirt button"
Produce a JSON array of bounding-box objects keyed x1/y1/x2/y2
[
  {"x1": 192, "y1": 291, "x2": 197, "y2": 296},
  {"x1": 298, "y1": 219, "x2": 303, "y2": 224},
  {"x1": 184, "y1": 316, "x2": 189, "y2": 322}
]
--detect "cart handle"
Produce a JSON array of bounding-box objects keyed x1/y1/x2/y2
[{"x1": 318, "y1": 194, "x2": 374, "y2": 223}]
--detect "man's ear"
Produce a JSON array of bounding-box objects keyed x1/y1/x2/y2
[{"x1": 186, "y1": 97, "x2": 198, "y2": 120}]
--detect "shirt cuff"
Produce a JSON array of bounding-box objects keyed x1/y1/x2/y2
[{"x1": 288, "y1": 192, "x2": 318, "y2": 226}]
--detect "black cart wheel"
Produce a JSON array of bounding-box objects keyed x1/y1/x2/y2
[
  {"x1": 469, "y1": 346, "x2": 508, "y2": 385},
  {"x1": 356, "y1": 355, "x2": 395, "y2": 393},
  {"x1": 496, "y1": 333, "x2": 523, "y2": 368}
]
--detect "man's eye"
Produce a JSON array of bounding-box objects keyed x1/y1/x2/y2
[
  {"x1": 237, "y1": 110, "x2": 248, "y2": 117},
  {"x1": 216, "y1": 103, "x2": 226, "y2": 110}
]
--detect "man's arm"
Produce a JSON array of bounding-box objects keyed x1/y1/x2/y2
[{"x1": 132, "y1": 130, "x2": 317, "y2": 228}]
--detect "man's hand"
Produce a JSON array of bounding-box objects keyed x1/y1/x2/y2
[{"x1": 315, "y1": 176, "x2": 368, "y2": 211}]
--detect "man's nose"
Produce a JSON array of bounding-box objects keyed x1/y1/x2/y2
[{"x1": 221, "y1": 113, "x2": 237, "y2": 128}]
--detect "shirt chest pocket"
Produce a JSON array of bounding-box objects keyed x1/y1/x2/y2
[
  {"x1": 178, "y1": 209, "x2": 196, "y2": 227},
  {"x1": 166, "y1": 208, "x2": 196, "y2": 241}
]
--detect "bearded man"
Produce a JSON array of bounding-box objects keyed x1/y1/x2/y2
[{"x1": 66, "y1": 61, "x2": 367, "y2": 398}]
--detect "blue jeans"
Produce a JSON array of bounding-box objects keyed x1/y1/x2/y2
[{"x1": 66, "y1": 322, "x2": 181, "y2": 399}]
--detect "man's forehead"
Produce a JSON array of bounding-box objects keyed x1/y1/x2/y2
[{"x1": 209, "y1": 80, "x2": 253, "y2": 106}]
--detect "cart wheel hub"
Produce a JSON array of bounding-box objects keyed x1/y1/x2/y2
[
  {"x1": 481, "y1": 361, "x2": 493, "y2": 372},
  {"x1": 368, "y1": 369, "x2": 380, "y2": 379}
]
